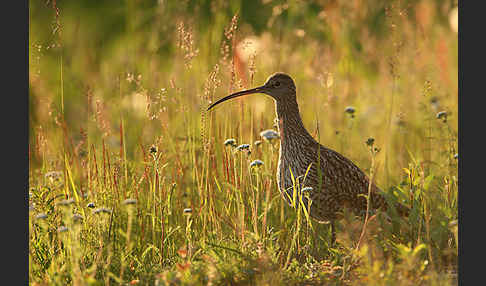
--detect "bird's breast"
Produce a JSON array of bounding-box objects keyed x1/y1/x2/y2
[{"x1": 276, "y1": 142, "x2": 320, "y2": 204}]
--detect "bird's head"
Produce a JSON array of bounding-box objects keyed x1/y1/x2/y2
[{"x1": 207, "y1": 72, "x2": 296, "y2": 111}]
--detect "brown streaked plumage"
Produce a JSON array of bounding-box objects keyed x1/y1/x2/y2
[{"x1": 208, "y1": 72, "x2": 409, "y2": 240}]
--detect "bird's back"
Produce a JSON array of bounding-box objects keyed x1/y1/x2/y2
[{"x1": 277, "y1": 139, "x2": 405, "y2": 223}]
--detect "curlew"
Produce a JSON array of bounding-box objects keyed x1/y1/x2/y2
[{"x1": 207, "y1": 72, "x2": 409, "y2": 242}]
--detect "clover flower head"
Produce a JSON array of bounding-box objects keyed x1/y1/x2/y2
[
  {"x1": 250, "y1": 160, "x2": 264, "y2": 168},
  {"x1": 72, "y1": 213, "x2": 84, "y2": 222},
  {"x1": 224, "y1": 138, "x2": 237, "y2": 147},
  {"x1": 35, "y1": 213, "x2": 48, "y2": 220},
  {"x1": 93, "y1": 207, "x2": 112, "y2": 214},
  {"x1": 123, "y1": 198, "x2": 137, "y2": 205},
  {"x1": 436, "y1": 111, "x2": 448, "y2": 122},
  {"x1": 236, "y1": 144, "x2": 250, "y2": 151},
  {"x1": 260, "y1": 129, "x2": 280, "y2": 141},
  {"x1": 57, "y1": 199, "x2": 75, "y2": 207},
  {"x1": 301, "y1": 186, "x2": 313, "y2": 193},
  {"x1": 344, "y1": 106, "x2": 355, "y2": 115}
]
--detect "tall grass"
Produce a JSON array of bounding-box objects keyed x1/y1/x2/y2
[{"x1": 29, "y1": 1, "x2": 457, "y2": 285}]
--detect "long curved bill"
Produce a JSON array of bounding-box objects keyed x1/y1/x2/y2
[{"x1": 207, "y1": 86, "x2": 266, "y2": 111}]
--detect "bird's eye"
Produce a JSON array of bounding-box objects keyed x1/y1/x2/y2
[{"x1": 274, "y1": 81, "x2": 280, "y2": 87}]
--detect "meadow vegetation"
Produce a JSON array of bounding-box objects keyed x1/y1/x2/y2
[{"x1": 29, "y1": 0, "x2": 458, "y2": 285}]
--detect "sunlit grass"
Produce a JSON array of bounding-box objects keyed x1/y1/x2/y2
[{"x1": 29, "y1": 1, "x2": 457, "y2": 285}]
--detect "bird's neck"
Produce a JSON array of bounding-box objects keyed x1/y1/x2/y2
[{"x1": 275, "y1": 99, "x2": 316, "y2": 146}]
